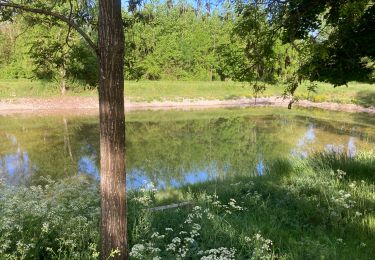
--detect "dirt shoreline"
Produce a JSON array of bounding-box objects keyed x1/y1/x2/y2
[{"x1": 0, "y1": 96, "x2": 374, "y2": 115}]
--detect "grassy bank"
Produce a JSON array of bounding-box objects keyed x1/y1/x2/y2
[
  {"x1": 1, "y1": 151, "x2": 374, "y2": 259},
  {"x1": 0, "y1": 79, "x2": 374, "y2": 107},
  {"x1": 0, "y1": 79, "x2": 99, "y2": 98}
]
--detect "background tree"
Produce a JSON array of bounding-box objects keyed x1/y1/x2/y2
[
  {"x1": 1, "y1": 0, "x2": 373, "y2": 87},
  {"x1": 0, "y1": 2, "x2": 98, "y2": 90}
]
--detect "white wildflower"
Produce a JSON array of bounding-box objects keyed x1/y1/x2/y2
[
  {"x1": 151, "y1": 232, "x2": 165, "y2": 239},
  {"x1": 201, "y1": 247, "x2": 236, "y2": 260},
  {"x1": 172, "y1": 237, "x2": 181, "y2": 244},
  {"x1": 41, "y1": 223, "x2": 49, "y2": 233},
  {"x1": 129, "y1": 244, "x2": 145, "y2": 258},
  {"x1": 207, "y1": 213, "x2": 215, "y2": 220},
  {"x1": 184, "y1": 237, "x2": 195, "y2": 243}
]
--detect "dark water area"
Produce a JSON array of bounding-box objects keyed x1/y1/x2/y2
[{"x1": 0, "y1": 107, "x2": 374, "y2": 189}]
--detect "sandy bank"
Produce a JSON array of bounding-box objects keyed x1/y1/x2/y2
[{"x1": 0, "y1": 96, "x2": 374, "y2": 115}]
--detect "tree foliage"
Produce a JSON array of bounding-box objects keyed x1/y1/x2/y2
[
  {"x1": 0, "y1": 0, "x2": 373, "y2": 88},
  {"x1": 0, "y1": 0, "x2": 98, "y2": 88},
  {"x1": 0, "y1": 0, "x2": 308, "y2": 85},
  {"x1": 283, "y1": 0, "x2": 375, "y2": 85}
]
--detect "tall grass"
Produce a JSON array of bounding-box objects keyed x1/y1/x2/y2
[
  {"x1": 1, "y1": 151, "x2": 375, "y2": 259},
  {"x1": 311, "y1": 151, "x2": 375, "y2": 181}
]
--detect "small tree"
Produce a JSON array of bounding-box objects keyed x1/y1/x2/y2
[{"x1": 252, "y1": 82, "x2": 266, "y2": 105}]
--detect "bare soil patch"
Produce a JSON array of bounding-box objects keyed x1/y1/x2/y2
[{"x1": 0, "y1": 96, "x2": 374, "y2": 115}]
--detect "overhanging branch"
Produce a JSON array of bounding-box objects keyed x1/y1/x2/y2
[{"x1": 0, "y1": 1, "x2": 99, "y2": 56}]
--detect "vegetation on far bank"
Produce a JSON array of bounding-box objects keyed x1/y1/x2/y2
[
  {"x1": 0, "y1": 1, "x2": 373, "y2": 98},
  {"x1": 1, "y1": 151, "x2": 375, "y2": 259},
  {"x1": 0, "y1": 79, "x2": 374, "y2": 108}
]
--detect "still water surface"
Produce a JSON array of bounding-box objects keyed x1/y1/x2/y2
[{"x1": 0, "y1": 107, "x2": 374, "y2": 188}]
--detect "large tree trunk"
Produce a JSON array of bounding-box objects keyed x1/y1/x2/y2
[{"x1": 98, "y1": 1, "x2": 127, "y2": 259}]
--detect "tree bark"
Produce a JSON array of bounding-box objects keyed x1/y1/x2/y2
[{"x1": 98, "y1": 1, "x2": 127, "y2": 259}]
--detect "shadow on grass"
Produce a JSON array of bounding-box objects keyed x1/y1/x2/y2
[
  {"x1": 355, "y1": 91, "x2": 375, "y2": 108},
  {"x1": 145, "y1": 154, "x2": 375, "y2": 259},
  {"x1": 224, "y1": 182, "x2": 375, "y2": 259}
]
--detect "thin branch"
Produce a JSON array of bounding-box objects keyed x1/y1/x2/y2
[
  {"x1": 0, "y1": 1, "x2": 99, "y2": 56},
  {"x1": 65, "y1": 0, "x2": 74, "y2": 49},
  {"x1": 13, "y1": 18, "x2": 32, "y2": 42}
]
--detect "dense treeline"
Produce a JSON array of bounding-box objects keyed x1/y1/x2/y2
[
  {"x1": 0, "y1": 1, "x2": 301, "y2": 87},
  {"x1": 0, "y1": 0, "x2": 373, "y2": 92}
]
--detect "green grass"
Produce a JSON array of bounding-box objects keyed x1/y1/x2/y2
[
  {"x1": 125, "y1": 80, "x2": 251, "y2": 101},
  {"x1": 136, "y1": 151, "x2": 375, "y2": 259},
  {"x1": 0, "y1": 79, "x2": 374, "y2": 107},
  {"x1": 1, "y1": 151, "x2": 374, "y2": 259},
  {"x1": 0, "y1": 79, "x2": 96, "y2": 98},
  {"x1": 295, "y1": 81, "x2": 375, "y2": 107},
  {"x1": 125, "y1": 81, "x2": 375, "y2": 106},
  {"x1": 0, "y1": 79, "x2": 56, "y2": 98}
]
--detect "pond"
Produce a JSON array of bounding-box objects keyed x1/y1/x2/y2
[{"x1": 0, "y1": 107, "x2": 374, "y2": 188}]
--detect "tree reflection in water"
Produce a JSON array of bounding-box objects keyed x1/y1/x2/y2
[{"x1": 0, "y1": 108, "x2": 374, "y2": 188}]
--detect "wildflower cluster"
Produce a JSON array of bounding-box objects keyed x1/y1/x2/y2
[
  {"x1": 199, "y1": 247, "x2": 237, "y2": 259},
  {"x1": 130, "y1": 205, "x2": 205, "y2": 259},
  {"x1": 205, "y1": 194, "x2": 247, "y2": 215},
  {"x1": 328, "y1": 189, "x2": 356, "y2": 222},
  {"x1": 0, "y1": 176, "x2": 100, "y2": 259},
  {"x1": 128, "y1": 182, "x2": 159, "y2": 243},
  {"x1": 132, "y1": 181, "x2": 157, "y2": 206},
  {"x1": 244, "y1": 232, "x2": 274, "y2": 260},
  {"x1": 330, "y1": 169, "x2": 346, "y2": 180},
  {"x1": 331, "y1": 190, "x2": 355, "y2": 210},
  {"x1": 129, "y1": 190, "x2": 276, "y2": 260},
  {"x1": 323, "y1": 169, "x2": 364, "y2": 223},
  {"x1": 130, "y1": 199, "x2": 243, "y2": 259}
]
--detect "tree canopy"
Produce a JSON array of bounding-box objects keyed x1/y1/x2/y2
[
  {"x1": 282, "y1": 0, "x2": 375, "y2": 85},
  {"x1": 1, "y1": 0, "x2": 373, "y2": 87}
]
